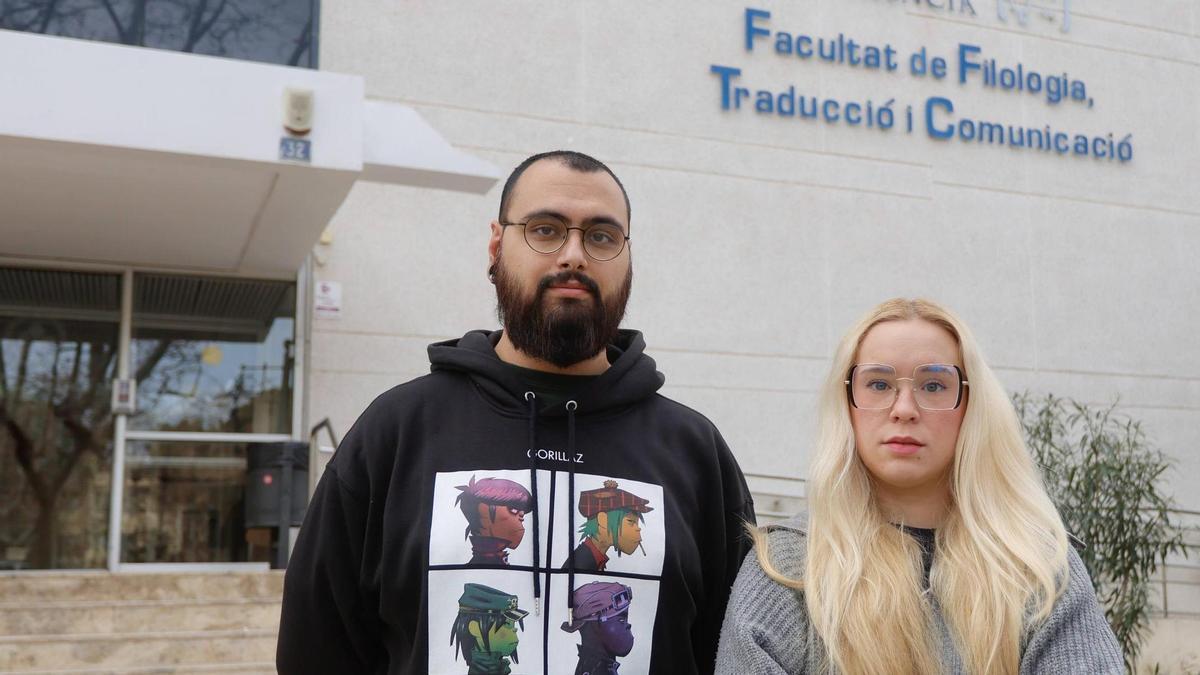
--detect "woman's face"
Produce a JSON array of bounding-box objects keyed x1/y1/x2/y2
[{"x1": 850, "y1": 319, "x2": 966, "y2": 505}]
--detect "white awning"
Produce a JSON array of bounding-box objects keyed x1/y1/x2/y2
[{"x1": 0, "y1": 29, "x2": 500, "y2": 279}]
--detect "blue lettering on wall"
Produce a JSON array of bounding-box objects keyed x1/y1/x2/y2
[
  {"x1": 925, "y1": 97, "x2": 955, "y2": 139},
  {"x1": 745, "y1": 8, "x2": 771, "y2": 51},
  {"x1": 957, "y1": 43, "x2": 981, "y2": 84},
  {"x1": 710, "y1": 7, "x2": 1131, "y2": 164},
  {"x1": 710, "y1": 64, "x2": 743, "y2": 110}
]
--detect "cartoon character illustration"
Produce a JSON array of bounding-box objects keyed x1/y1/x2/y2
[
  {"x1": 564, "y1": 480, "x2": 653, "y2": 571},
  {"x1": 560, "y1": 581, "x2": 635, "y2": 675},
  {"x1": 450, "y1": 583, "x2": 529, "y2": 675},
  {"x1": 455, "y1": 475, "x2": 534, "y2": 565}
]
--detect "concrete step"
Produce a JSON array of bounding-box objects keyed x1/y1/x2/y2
[
  {"x1": 0, "y1": 571, "x2": 285, "y2": 604},
  {"x1": 0, "y1": 571, "x2": 283, "y2": 673},
  {"x1": 0, "y1": 598, "x2": 281, "y2": 636},
  {"x1": 0, "y1": 630, "x2": 276, "y2": 672}
]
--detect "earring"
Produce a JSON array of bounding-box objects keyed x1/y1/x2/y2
[{"x1": 487, "y1": 263, "x2": 496, "y2": 284}]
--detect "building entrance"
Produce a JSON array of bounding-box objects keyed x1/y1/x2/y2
[{"x1": 0, "y1": 265, "x2": 301, "y2": 571}]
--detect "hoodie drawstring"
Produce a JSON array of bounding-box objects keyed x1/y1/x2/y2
[
  {"x1": 525, "y1": 391, "x2": 541, "y2": 616},
  {"x1": 565, "y1": 399, "x2": 578, "y2": 627},
  {"x1": 525, "y1": 395, "x2": 581, "y2": 627}
]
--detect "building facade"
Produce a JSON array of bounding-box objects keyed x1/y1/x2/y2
[{"x1": 2, "y1": 0, "x2": 1197, "y2": 669}]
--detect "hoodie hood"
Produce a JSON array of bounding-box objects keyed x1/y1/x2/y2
[{"x1": 428, "y1": 329, "x2": 665, "y2": 417}]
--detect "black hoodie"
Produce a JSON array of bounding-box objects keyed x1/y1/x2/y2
[{"x1": 278, "y1": 329, "x2": 755, "y2": 674}]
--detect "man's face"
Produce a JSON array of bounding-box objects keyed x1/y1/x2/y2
[
  {"x1": 477, "y1": 503, "x2": 526, "y2": 549},
  {"x1": 489, "y1": 159, "x2": 632, "y2": 367},
  {"x1": 615, "y1": 512, "x2": 642, "y2": 555}
]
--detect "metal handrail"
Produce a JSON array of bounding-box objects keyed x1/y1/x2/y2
[{"x1": 309, "y1": 417, "x2": 339, "y2": 450}]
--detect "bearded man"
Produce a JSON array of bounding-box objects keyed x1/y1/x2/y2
[{"x1": 278, "y1": 151, "x2": 755, "y2": 675}]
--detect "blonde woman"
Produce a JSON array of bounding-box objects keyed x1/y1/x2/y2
[{"x1": 715, "y1": 298, "x2": 1122, "y2": 674}]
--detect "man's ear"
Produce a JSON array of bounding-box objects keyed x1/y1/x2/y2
[
  {"x1": 488, "y1": 221, "x2": 503, "y2": 268},
  {"x1": 595, "y1": 511, "x2": 609, "y2": 536}
]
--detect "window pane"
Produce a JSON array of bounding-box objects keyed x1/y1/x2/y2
[
  {"x1": 122, "y1": 440, "x2": 262, "y2": 564},
  {"x1": 0, "y1": 267, "x2": 120, "y2": 570},
  {"x1": 0, "y1": 0, "x2": 318, "y2": 68},
  {"x1": 130, "y1": 273, "x2": 295, "y2": 434}
]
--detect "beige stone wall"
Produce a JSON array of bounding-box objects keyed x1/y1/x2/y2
[{"x1": 1138, "y1": 617, "x2": 1200, "y2": 674}]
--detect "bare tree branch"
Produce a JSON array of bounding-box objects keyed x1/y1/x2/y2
[
  {"x1": 14, "y1": 337, "x2": 31, "y2": 411},
  {"x1": 135, "y1": 339, "x2": 172, "y2": 383},
  {"x1": 130, "y1": 0, "x2": 146, "y2": 45},
  {"x1": 99, "y1": 0, "x2": 128, "y2": 42},
  {"x1": 36, "y1": 0, "x2": 60, "y2": 33},
  {"x1": 286, "y1": 14, "x2": 311, "y2": 67},
  {"x1": 182, "y1": 0, "x2": 208, "y2": 50},
  {"x1": 1, "y1": 400, "x2": 50, "y2": 508},
  {"x1": 75, "y1": 340, "x2": 118, "y2": 413},
  {"x1": 0, "y1": 334, "x2": 9, "y2": 405},
  {"x1": 184, "y1": 0, "x2": 228, "y2": 52},
  {"x1": 40, "y1": 340, "x2": 63, "y2": 452},
  {"x1": 65, "y1": 341, "x2": 82, "y2": 404},
  {"x1": 51, "y1": 411, "x2": 99, "y2": 493}
]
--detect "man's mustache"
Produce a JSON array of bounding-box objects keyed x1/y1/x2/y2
[{"x1": 536, "y1": 271, "x2": 601, "y2": 301}]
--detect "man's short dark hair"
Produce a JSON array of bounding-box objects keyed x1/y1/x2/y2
[{"x1": 498, "y1": 151, "x2": 631, "y2": 227}]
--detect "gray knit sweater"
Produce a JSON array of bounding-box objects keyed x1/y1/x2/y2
[{"x1": 715, "y1": 519, "x2": 1124, "y2": 674}]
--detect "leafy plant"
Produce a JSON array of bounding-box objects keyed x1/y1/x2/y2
[{"x1": 1014, "y1": 392, "x2": 1188, "y2": 672}]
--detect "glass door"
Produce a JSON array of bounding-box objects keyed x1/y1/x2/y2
[
  {"x1": 121, "y1": 439, "x2": 261, "y2": 564},
  {"x1": 120, "y1": 272, "x2": 297, "y2": 566}
]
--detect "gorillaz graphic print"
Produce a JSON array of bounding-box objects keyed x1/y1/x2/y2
[
  {"x1": 428, "y1": 568, "x2": 543, "y2": 675},
  {"x1": 559, "y1": 581, "x2": 635, "y2": 675},
  {"x1": 563, "y1": 480, "x2": 653, "y2": 573},
  {"x1": 429, "y1": 470, "x2": 543, "y2": 568},
  {"x1": 450, "y1": 582, "x2": 530, "y2": 675},
  {"x1": 455, "y1": 476, "x2": 534, "y2": 565},
  {"x1": 427, "y1": 470, "x2": 664, "y2": 675},
  {"x1": 548, "y1": 575, "x2": 660, "y2": 674}
]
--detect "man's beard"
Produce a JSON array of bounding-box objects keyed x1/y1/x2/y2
[{"x1": 494, "y1": 253, "x2": 632, "y2": 368}]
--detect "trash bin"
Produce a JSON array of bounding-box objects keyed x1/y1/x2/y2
[
  {"x1": 245, "y1": 441, "x2": 309, "y2": 567},
  {"x1": 246, "y1": 442, "x2": 308, "y2": 527}
]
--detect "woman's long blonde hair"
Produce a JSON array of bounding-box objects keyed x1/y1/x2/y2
[{"x1": 754, "y1": 298, "x2": 1069, "y2": 674}]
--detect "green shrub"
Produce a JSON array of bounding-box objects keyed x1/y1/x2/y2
[{"x1": 1014, "y1": 392, "x2": 1188, "y2": 672}]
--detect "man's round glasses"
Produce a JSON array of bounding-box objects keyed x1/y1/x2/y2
[
  {"x1": 845, "y1": 363, "x2": 969, "y2": 411},
  {"x1": 500, "y1": 216, "x2": 629, "y2": 262}
]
